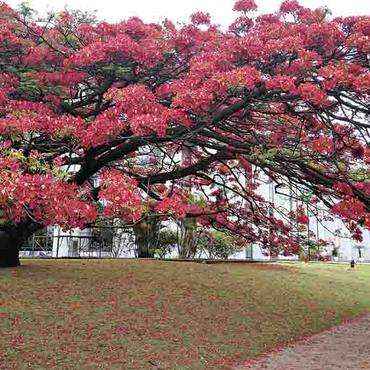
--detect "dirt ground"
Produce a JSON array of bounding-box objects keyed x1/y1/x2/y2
[{"x1": 237, "y1": 314, "x2": 370, "y2": 370}]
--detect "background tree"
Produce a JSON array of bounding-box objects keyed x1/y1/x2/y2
[
  {"x1": 154, "y1": 228, "x2": 178, "y2": 259},
  {"x1": 198, "y1": 230, "x2": 245, "y2": 260},
  {"x1": 133, "y1": 215, "x2": 162, "y2": 258},
  {"x1": 177, "y1": 217, "x2": 199, "y2": 259},
  {"x1": 0, "y1": 0, "x2": 369, "y2": 267}
]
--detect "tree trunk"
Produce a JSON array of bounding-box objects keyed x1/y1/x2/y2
[
  {"x1": 136, "y1": 238, "x2": 154, "y2": 258},
  {"x1": 0, "y1": 231, "x2": 21, "y2": 267},
  {"x1": 133, "y1": 219, "x2": 158, "y2": 258},
  {"x1": 178, "y1": 218, "x2": 197, "y2": 259},
  {"x1": 0, "y1": 221, "x2": 41, "y2": 268}
]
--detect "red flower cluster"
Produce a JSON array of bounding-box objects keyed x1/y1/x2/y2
[
  {"x1": 298, "y1": 83, "x2": 329, "y2": 107},
  {"x1": 155, "y1": 192, "x2": 190, "y2": 219},
  {"x1": 311, "y1": 136, "x2": 334, "y2": 155},
  {"x1": 265, "y1": 75, "x2": 297, "y2": 93},
  {"x1": 229, "y1": 16, "x2": 254, "y2": 33},
  {"x1": 279, "y1": 0, "x2": 301, "y2": 14},
  {"x1": 99, "y1": 170, "x2": 143, "y2": 222},
  {"x1": 233, "y1": 0, "x2": 258, "y2": 12},
  {"x1": 190, "y1": 12, "x2": 211, "y2": 26},
  {"x1": 296, "y1": 213, "x2": 309, "y2": 225},
  {"x1": 0, "y1": 173, "x2": 97, "y2": 228},
  {"x1": 333, "y1": 182, "x2": 353, "y2": 196},
  {"x1": 332, "y1": 198, "x2": 367, "y2": 225}
]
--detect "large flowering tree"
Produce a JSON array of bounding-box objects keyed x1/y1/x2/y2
[{"x1": 0, "y1": 0, "x2": 369, "y2": 267}]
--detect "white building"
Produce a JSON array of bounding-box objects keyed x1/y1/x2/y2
[{"x1": 243, "y1": 179, "x2": 370, "y2": 262}]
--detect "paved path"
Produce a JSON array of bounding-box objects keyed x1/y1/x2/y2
[{"x1": 237, "y1": 314, "x2": 370, "y2": 370}]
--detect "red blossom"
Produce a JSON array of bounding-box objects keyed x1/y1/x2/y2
[
  {"x1": 265, "y1": 75, "x2": 297, "y2": 93},
  {"x1": 99, "y1": 170, "x2": 143, "y2": 222},
  {"x1": 332, "y1": 198, "x2": 366, "y2": 223},
  {"x1": 279, "y1": 0, "x2": 302, "y2": 13},
  {"x1": 365, "y1": 214, "x2": 370, "y2": 230},
  {"x1": 155, "y1": 191, "x2": 190, "y2": 218},
  {"x1": 190, "y1": 12, "x2": 211, "y2": 25},
  {"x1": 298, "y1": 83, "x2": 329, "y2": 107},
  {"x1": 229, "y1": 17, "x2": 254, "y2": 33},
  {"x1": 297, "y1": 213, "x2": 309, "y2": 224},
  {"x1": 233, "y1": 0, "x2": 258, "y2": 12},
  {"x1": 312, "y1": 136, "x2": 334, "y2": 155},
  {"x1": 333, "y1": 182, "x2": 353, "y2": 196}
]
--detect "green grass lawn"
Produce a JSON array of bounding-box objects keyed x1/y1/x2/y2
[{"x1": 0, "y1": 260, "x2": 369, "y2": 369}]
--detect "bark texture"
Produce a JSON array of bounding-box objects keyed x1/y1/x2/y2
[{"x1": 0, "y1": 222, "x2": 41, "y2": 268}]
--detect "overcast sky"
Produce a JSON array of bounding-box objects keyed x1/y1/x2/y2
[{"x1": 6, "y1": 0, "x2": 370, "y2": 25}]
